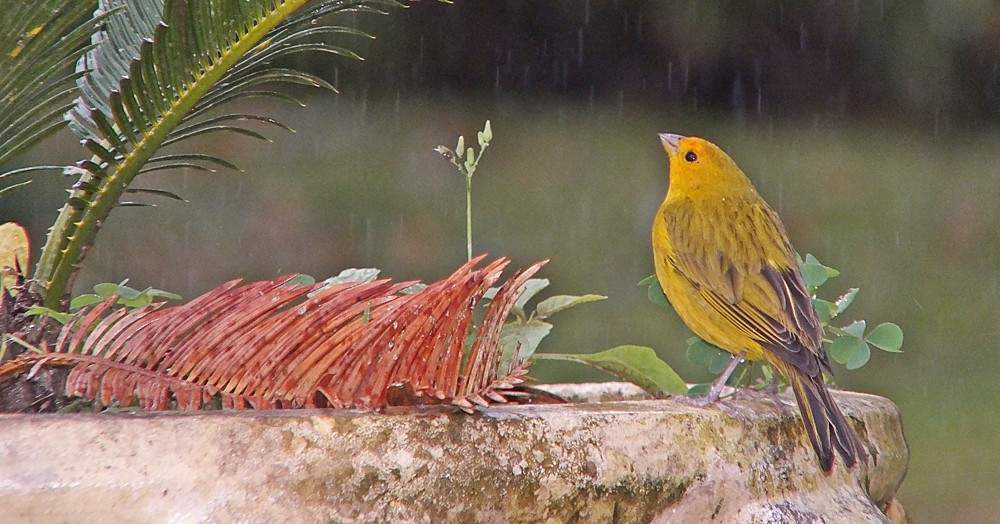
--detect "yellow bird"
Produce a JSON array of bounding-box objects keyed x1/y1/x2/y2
[{"x1": 652, "y1": 133, "x2": 866, "y2": 472}]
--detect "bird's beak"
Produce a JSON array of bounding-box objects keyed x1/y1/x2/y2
[{"x1": 658, "y1": 133, "x2": 684, "y2": 158}]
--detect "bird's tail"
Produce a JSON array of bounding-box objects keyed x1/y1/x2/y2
[{"x1": 774, "y1": 361, "x2": 868, "y2": 473}]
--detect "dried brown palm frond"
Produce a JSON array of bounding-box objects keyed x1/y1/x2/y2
[{"x1": 0, "y1": 256, "x2": 545, "y2": 412}]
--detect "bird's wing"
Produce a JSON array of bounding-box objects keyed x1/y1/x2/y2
[{"x1": 663, "y1": 198, "x2": 826, "y2": 375}]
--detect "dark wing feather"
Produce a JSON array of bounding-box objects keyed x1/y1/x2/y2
[{"x1": 663, "y1": 197, "x2": 825, "y2": 376}]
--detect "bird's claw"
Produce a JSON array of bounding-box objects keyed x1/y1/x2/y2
[{"x1": 671, "y1": 393, "x2": 750, "y2": 425}]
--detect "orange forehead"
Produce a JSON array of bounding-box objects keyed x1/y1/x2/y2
[{"x1": 676, "y1": 137, "x2": 711, "y2": 158}]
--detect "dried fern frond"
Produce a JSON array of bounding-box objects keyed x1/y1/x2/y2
[{"x1": 0, "y1": 256, "x2": 546, "y2": 412}]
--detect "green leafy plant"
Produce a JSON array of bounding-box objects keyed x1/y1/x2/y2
[
  {"x1": 533, "y1": 345, "x2": 688, "y2": 396},
  {"x1": 798, "y1": 254, "x2": 904, "y2": 369},
  {"x1": 436, "y1": 121, "x2": 632, "y2": 387},
  {"x1": 487, "y1": 278, "x2": 606, "y2": 370},
  {"x1": 643, "y1": 253, "x2": 904, "y2": 395},
  {"x1": 24, "y1": 280, "x2": 182, "y2": 324}
]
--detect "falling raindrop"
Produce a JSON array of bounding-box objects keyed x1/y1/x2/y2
[
  {"x1": 667, "y1": 61, "x2": 673, "y2": 92},
  {"x1": 584, "y1": 0, "x2": 590, "y2": 26},
  {"x1": 731, "y1": 74, "x2": 746, "y2": 118},
  {"x1": 360, "y1": 88, "x2": 368, "y2": 127},
  {"x1": 777, "y1": 183, "x2": 784, "y2": 215},
  {"x1": 799, "y1": 22, "x2": 807, "y2": 52},
  {"x1": 986, "y1": 62, "x2": 997, "y2": 99},
  {"x1": 394, "y1": 89, "x2": 402, "y2": 130},
  {"x1": 365, "y1": 217, "x2": 374, "y2": 259}
]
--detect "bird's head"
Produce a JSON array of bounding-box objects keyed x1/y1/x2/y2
[{"x1": 658, "y1": 134, "x2": 755, "y2": 199}]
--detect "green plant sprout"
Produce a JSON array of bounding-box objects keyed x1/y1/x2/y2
[
  {"x1": 435, "y1": 120, "x2": 492, "y2": 262},
  {"x1": 24, "y1": 280, "x2": 182, "y2": 324},
  {"x1": 483, "y1": 277, "x2": 606, "y2": 373},
  {"x1": 435, "y1": 121, "x2": 613, "y2": 379}
]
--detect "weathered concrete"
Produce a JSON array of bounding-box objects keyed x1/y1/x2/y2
[{"x1": 0, "y1": 383, "x2": 908, "y2": 523}]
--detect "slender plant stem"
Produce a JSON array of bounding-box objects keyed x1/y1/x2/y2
[{"x1": 465, "y1": 173, "x2": 473, "y2": 262}]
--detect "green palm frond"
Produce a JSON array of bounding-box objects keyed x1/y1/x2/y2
[
  {"x1": 34, "y1": 0, "x2": 397, "y2": 309},
  {"x1": 0, "y1": 1, "x2": 105, "y2": 194}
]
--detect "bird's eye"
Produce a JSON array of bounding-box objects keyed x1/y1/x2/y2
[{"x1": 684, "y1": 151, "x2": 698, "y2": 162}]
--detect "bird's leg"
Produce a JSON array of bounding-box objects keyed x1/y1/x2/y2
[
  {"x1": 669, "y1": 351, "x2": 748, "y2": 422},
  {"x1": 703, "y1": 350, "x2": 746, "y2": 403},
  {"x1": 763, "y1": 372, "x2": 779, "y2": 395}
]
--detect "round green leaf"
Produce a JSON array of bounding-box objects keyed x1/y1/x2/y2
[
  {"x1": 686, "y1": 383, "x2": 711, "y2": 397},
  {"x1": 647, "y1": 279, "x2": 669, "y2": 308},
  {"x1": 118, "y1": 294, "x2": 153, "y2": 308},
  {"x1": 829, "y1": 335, "x2": 871, "y2": 369},
  {"x1": 687, "y1": 337, "x2": 732, "y2": 374},
  {"x1": 839, "y1": 319, "x2": 867, "y2": 338},
  {"x1": 93, "y1": 282, "x2": 120, "y2": 298},
  {"x1": 812, "y1": 298, "x2": 835, "y2": 323},
  {"x1": 866, "y1": 322, "x2": 903, "y2": 352},
  {"x1": 114, "y1": 284, "x2": 143, "y2": 301},
  {"x1": 69, "y1": 294, "x2": 104, "y2": 310},
  {"x1": 800, "y1": 262, "x2": 829, "y2": 288}
]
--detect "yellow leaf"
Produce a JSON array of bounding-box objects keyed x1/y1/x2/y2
[{"x1": 0, "y1": 222, "x2": 30, "y2": 289}]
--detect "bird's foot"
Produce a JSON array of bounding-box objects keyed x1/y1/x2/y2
[
  {"x1": 731, "y1": 385, "x2": 780, "y2": 401},
  {"x1": 671, "y1": 393, "x2": 748, "y2": 424}
]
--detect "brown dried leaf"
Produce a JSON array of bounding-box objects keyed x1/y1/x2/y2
[{"x1": 0, "y1": 257, "x2": 549, "y2": 412}]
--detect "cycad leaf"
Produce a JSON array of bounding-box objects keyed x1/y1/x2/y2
[
  {"x1": 1, "y1": 257, "x2": 547, "y2": 412},
  {"x1": 36, "y1": 0, "x2": 398, "y2": 308},
  {"x1": 0, "y1": 1, "x2": 105, "y2": 180}
]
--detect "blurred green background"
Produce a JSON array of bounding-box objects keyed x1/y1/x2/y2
[{"x1": 4, "y1": 1, "x2": 1000, "y2": 521}]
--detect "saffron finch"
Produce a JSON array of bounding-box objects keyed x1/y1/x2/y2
[{"x1": 652, "y1": 133, "x2": 866, "y2": 472}]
